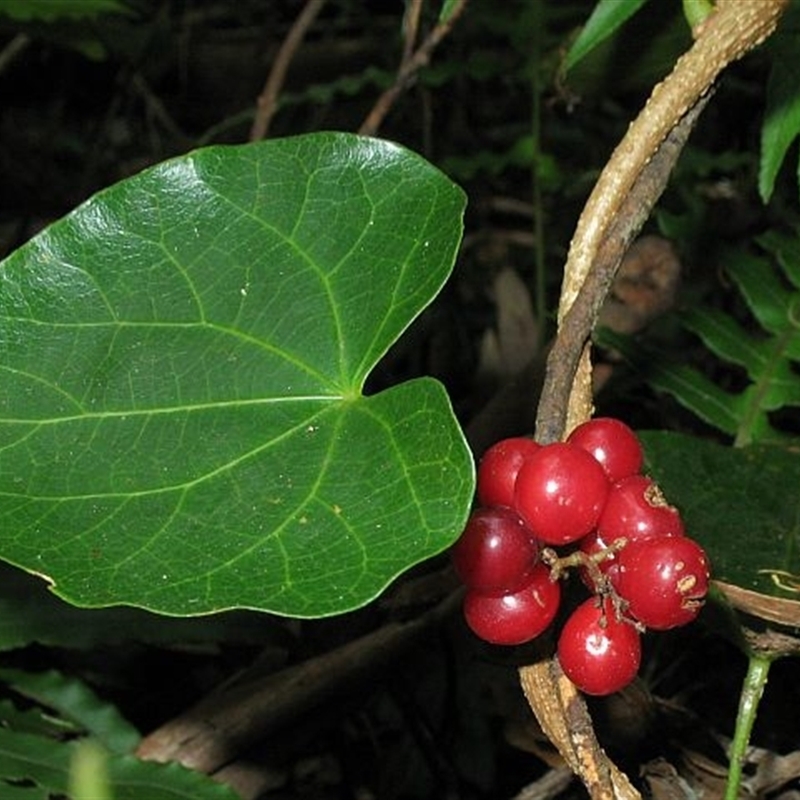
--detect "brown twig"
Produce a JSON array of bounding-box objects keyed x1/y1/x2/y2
[
  {"x1": 249, "y1": 0, "x2": 328, "y2": 142},
  {"x1": 358, "y1": 0, "x2": 468, "y2": 136},
  {"x1": 518, "y1": 660, "x2": 641, "y2": 800},
  {"x1": 402, "y1": 0, "x2": 425, "y2": 64}
]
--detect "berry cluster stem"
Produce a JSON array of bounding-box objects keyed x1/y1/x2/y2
[
  {"x1": 540, "y1": 539, "x2": 625, "y2": 590},
  {"x1": 541, "y1": 541, "x2": 644, "y2": 633}
]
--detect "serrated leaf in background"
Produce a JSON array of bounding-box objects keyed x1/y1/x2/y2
[
  {"x1": 0, "y1": 132, "x2": 473, "y2": 618},
  {"x1": 759, "y1": 230, "x2": 800, "y2": 288},
  {"x1": 0, "y1": 728, "x2": 240, "y2": 800},
  {"x1": 563, "y1": 0, "x2": 649, "y2": 73},
  {"x1": 647, "y1": 361, "x2": 742, "y2": 437},
  {"x1": 726, "y1": 248, "x2": 798, "y2": 336},
  {"x1": 759, "y1": 1, "x2": 800, "y2": 203},
  {"x1": 635, "y1": 235, "x2": 800, "y2": 445},
  {"x1": 0, "y1": 669, "x2": 140, "y2": 754}
]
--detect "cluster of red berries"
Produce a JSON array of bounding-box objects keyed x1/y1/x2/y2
[{"x1": 451, "y1": 418, "x2": 710, "y2": 696}]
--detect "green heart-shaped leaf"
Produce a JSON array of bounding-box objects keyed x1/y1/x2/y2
[{"x1": 0, "y1": 132, "x2": 473, "y2": 618}]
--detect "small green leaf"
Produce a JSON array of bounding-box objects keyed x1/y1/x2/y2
[
  {"x1": 0, "y1": 133, "x2": 473, "y2": 618},
  {"x1": 564, "y1": 0, "x2": 650, "y2": 73},
  {"x1": 0, "y1": 0, "x2": 131, "y2": 21},
  {"x1": 1, "y1": 781, "x2": 50, "y2": 798},
  {"x1": 635, "y1": 237, "x2": 800, "y2": 444},
  {"x1": 438, "y1": 0, "x2": 460, "y2": 24},
  {"x1": 648, "y1": 362, "x2": 741, "y2": 436},
  {"x1": 759, "y1": 4, "x2": 800, "y2": 203},
  {"x1": 682, "y1": 307, "x2": 800, "y2": 412},
  {"x1": 0, "y1": 728, "x2": 240, "y2": 800},
  {"x1": 111, "y1": 755, "x2": 243, "y2": 800},
  {"x1": 641, "y1": 431, "x2": 800, "y2": 623},
  {"x1": 0, "y1": 669, "x2": 140, "y2": 754},
  {"x1": 726, "y1": 250, "x2": 796, "y2": 336},
  {"x1": 0, "y1": 698, "x2": 79, "y2": 738},
  {"x1": 758, "y1": 230, "x2": 800, "y2": 289},
  {"x1": 681, "y1": 307, "x2": 764, "y2": 374}
]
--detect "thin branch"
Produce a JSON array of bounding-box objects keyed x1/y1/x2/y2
[
  {"x1": 0, "y1": 33, "x2": 30, "y2": 77},
  {"x1": 249, "y1": 0, "x2": 328, "y2": 142},
  {"x1": 402, "y1": 0, "x2": 425, "y2": 64},
  {"x1": 359, "y1": 0, "x2": 468, "y2": 136},
  {"x1": 518, "y1": 659, "x2": 640, "y2": 800},
  {"x1": 131, "y1": 73, "x2": 190, "y2": 145}
]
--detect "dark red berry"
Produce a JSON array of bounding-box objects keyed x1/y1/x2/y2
[
  {"x1": 514, "y1": 442, "x2": 609, "y2": 545},
  {"x1": 615, "y1": 536, "x2": 710, "y2": 630},
  {"x1": 557, "y1": 597, "x2": 642, "y2": 696},
  {"x1": 463, "y1": 563, "x2": 561, "y2": 645},
  {"x1": 567, "y1": 417, "x2": 644, "y2": 483},
  {"x1": 597, "y1": 475, "x2": 684, "y2": 545},
  {"x1": 477, "y1": 437, "x2": 541, "y2": 508},
  {"x1": 451, "y1": 507, "x2": 539, "y2": 594}
]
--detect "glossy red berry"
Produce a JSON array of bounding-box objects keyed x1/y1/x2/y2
[
  {"x1": 567, "y1": 417, "x2": 644, "y2": 483},
  {"x1": 477, "y1": 437, "x2": 541, "y2": 508},
  {"x1": 514, "y1": 442, "x2": 609, "y2": 545},
  {"x1": 451, "y1": 507, "x2": 539, "y2": 594},
  {"x1": 557, "y1": 597, "x2": 642, "y2": 696},
  {"x1": 463, "y1": 563, "x2": 561, "y2": 645},
  {"x1": 597, "y1": 475, "x2": 685, "y2": 545},
  {"x1": 615, "y1": 536, "x2": 710, "y2": 630}
]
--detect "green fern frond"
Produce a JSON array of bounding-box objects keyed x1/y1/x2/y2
[{"x1": 647, "y1": 232, "x2": 800, "y2": 445}]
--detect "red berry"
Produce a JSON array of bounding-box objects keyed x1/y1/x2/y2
[
  {"x1": 597, "y1": 475, "x2": 684, "y2": 545},
  {"x1": 451, "y1": 507, "x2": 539, "y2": 594},
  {"x1": 557, "y1": 597, "x2": 641, "y2": 696},
  {"x1": 567, "y1": 417, "x2": 643, "y2": 483},
  {"x1": 463, "y1": 564, "x2": 561, "y2": 645},
  {"x1": 477, "y1": 437, "x2": 541, "y2": 508},
  {"x1": 514, "y1": 442, "x2": 609, "y2": 545},
  {"x1": 615, "y1": 536, "x2": 710, "y2": 630}
]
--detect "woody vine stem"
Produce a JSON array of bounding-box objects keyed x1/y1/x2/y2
[{"x1": 522, "y1": 1, "x2": 790, "y2": 798}]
